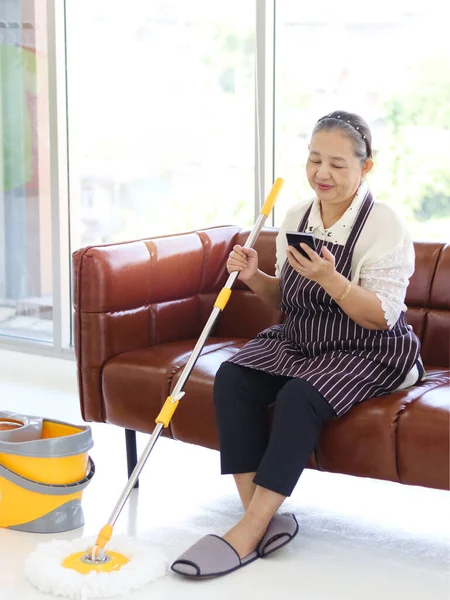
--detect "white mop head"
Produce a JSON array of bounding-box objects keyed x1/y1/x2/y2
[{"x1": 25, "y1": 535, "x2": 168, "y2": 599}]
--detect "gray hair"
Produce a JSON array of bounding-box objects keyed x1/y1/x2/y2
[{"x1": 312, "y1": 111, "x2": 373, "y2": 164}]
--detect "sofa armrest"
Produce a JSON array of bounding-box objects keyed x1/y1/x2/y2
[{"x1": 73, "y1": 226, "x2": 242, "y2": 422}]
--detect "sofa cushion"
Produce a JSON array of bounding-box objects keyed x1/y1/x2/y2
[
  {"x1": 169, "y1": 340, "x2": 247, "y2": 448},
  {"x1": 396, "y1": 371, "x2": 450, "y2": 490},
  {"x1": 102, "y1": 339, "x2": 240, "y2": 433},
  {"x1": 315, "y1": 369, "x2": 449, "y2": 487}
]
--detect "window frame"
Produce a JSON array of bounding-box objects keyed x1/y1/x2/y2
[{"x1": 0, "y1": 0, "x2": 277, "y2": 356}]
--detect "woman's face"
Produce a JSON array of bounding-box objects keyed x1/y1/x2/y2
[{"x1": 306, "y1": 130, "x2": 373, "y2": 207}]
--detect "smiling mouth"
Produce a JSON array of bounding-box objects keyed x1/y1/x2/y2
[{"x1": 317, "y1": 183, "x2": 333, "y2": 190}]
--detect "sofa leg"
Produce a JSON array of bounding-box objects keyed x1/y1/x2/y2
[{"x1": 125, "y1": 429, "x2": 139, "y2": 489}]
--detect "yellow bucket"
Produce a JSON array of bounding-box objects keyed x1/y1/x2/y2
[{"x1": 0, "y1": 411, "x2": 94, "y2": 533}]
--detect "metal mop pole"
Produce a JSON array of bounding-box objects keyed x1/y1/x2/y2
[{"x1": 87, "y1": 178, "x2": 284, "y2": 560}]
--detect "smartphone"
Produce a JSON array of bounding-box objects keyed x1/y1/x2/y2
[{"x1": 286, "y1": 231, "x2": 316, "y2": 260}]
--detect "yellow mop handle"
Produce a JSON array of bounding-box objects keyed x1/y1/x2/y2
[
  {"x1": 155, "y1": 178, "x2": 284, "y2": 429},
  {"x1": 93, "y1": 524, "x2": 113, "y2": 550},
  {"x1": 85, "y1": 178, "x2": 284, "y2": 563},
  {"x1": 155, "y1": 395, "x2": 179, "y2": 428},
  {"x1": 260, "y1": 177, "x2": 284, "y2": 216},
  {"x1": 214, "y1": 288, "x2": 232, "y2": 311},
  {"x1": 211, "y1": 176, "x2": 285, "y2": 313}
]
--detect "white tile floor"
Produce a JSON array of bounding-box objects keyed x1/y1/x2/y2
[{"x1": 0, "y1": 349, "x2": 449, "y2": 600}]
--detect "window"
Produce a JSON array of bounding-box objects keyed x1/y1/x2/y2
[
  {"x1": 274, "y1": 1, "x2": 450, "y2": 240},
  {"x1": 0, "y1": 1, "x2": 53, "y2": 342},
  {"x1": 66, "y1": 0, "x2": 256, "y2": 251},
  {"x1": 5, "y1": 2, "x2": 447, "y2": 355}
]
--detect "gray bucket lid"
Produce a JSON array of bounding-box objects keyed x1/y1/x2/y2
[
  {"x1": 0, "y1": 411, "x2": 43, "y2": 443},
  {"x1": 0, "y1": 414, "x2": 93, "y2": 458}
]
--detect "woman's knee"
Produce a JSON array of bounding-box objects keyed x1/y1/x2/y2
[
  {"x1": 214, "y1": 362, "x2": 239, "y2": 389},
  {"x1": 213, "y1": 362, "x2": 242, "y2": 406},
  {"x1": 276, "y1": 378, "x2": 336, "y2": 422}
]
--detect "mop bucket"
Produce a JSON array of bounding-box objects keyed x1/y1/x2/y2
[{"x1": 0, "y1": 411, "x2": 94, "y2": 533}]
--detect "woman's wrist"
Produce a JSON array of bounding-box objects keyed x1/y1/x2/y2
[
  {"x1": 245, "y1": 269, "x2": 262, "y2": 286},
  {"x1": 319, "y1": 272, "x2": 350, "y2": 300},
  {"x1": 244, "y1": 269, "x2": 281, "y2": 309}
]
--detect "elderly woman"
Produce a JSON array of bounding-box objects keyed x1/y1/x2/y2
[{"x1": 171, "y1": 111, "x2": 422, "y2": 578}]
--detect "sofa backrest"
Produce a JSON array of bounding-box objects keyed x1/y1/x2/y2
[
  {"x1": 73, "y1": 225, "x2": 246, "y2": 420},
  {"x1": 405, "y1": 242, "x2": 449, "y2": 368}
]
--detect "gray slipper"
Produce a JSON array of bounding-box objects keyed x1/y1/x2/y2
[
  {"x1": 171, "y1": 534, "x2": 259, "y2": 579},
  {"x1": 257, "y1": 513, "x2": 299, "y2": 557}
]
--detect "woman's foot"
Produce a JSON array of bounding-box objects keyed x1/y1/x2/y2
[
  {"x1": 257, "y1": 513, "x2": 299, "y2": 557},
  {"x1": 171, "y1": 534, "x2": 259, "y2": 578},
  {"x1": 222, "y1": 512, "x2": 270, "y2": 559}
]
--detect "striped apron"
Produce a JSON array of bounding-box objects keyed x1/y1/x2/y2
[{"x1": 228, "y1": 191, "x2": 421, "y2": 417}]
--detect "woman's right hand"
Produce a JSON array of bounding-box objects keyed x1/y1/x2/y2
[{"x1": 227, "y1": 245, "x2": 259, "y2": 282}]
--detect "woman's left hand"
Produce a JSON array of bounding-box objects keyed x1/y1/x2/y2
[{"x1": 286, "y1": 244, "x2": 336, "y2": 285}]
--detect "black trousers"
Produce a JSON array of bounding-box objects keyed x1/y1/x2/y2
[{"x1": 213, "y1": 362, "x2": 336, "y2": 497}]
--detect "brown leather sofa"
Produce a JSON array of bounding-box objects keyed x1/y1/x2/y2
[{"x1": 73, "y1": 227, "x2": 450, "y2": 491}]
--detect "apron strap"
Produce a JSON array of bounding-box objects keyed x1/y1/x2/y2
[
  {"x1": 298, "y1": 203, "x2": 313, "y2": 232},
  {"x1": 344, "y1": 189, "x2": 374, "y2": 253}
]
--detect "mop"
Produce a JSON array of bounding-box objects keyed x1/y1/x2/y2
[{"x1": 24, "y1": 177, "x2": 284, "y2": 599}]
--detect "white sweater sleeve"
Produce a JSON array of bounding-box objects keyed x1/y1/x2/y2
[{"x1": 356, "y1": 203, "x2": 415, "y2": 329}]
